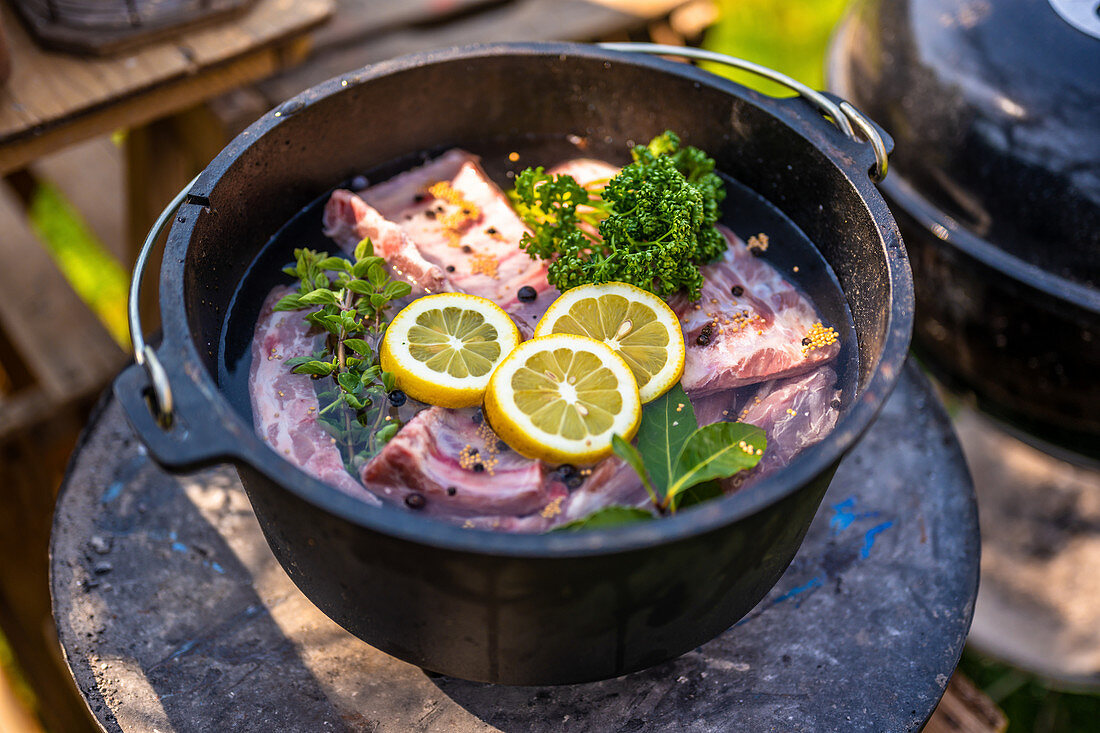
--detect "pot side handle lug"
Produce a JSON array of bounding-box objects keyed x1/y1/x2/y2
[
  {"x1": 119, "y1": 173, "x2": 240, "y2": 471},
  {"x1": 821, "y1": 91, "x2": 893, "y2": 182},
  {"x1": 113, "y1": 358, "x2": 239, "y2": 471}
]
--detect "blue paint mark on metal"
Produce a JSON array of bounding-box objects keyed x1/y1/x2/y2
[
  {"x1": 860, "y1": 521, "x2": 894, "y2": 559},
  {"x1": 829, "y1": 496, "x2": 880, "y2": 534},
  {"x1": 103, "y1": 453, "x2": 147, "y2": 503},
  {"x1": 210, "y1": 562, "x2": 225, "y2": 574},
  {"x1": 171, "y1": 542, "x2": 188, "y2": 553},
  {"x1": 773, "y1": 576, "x2": 823, "y2": 606},
  {"x1": 101, "y1": 481, "x2": 124, "y2": 503},
  {"x1": 165, "y1": 638, "x2": 198, "y2": 663}
]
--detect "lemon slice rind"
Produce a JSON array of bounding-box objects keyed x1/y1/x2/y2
[
  {"x1": 485, "y1": 333, "x2": 642, "y2": 464},
  {"x1": 533, "y1": 282, "x2": 685, "y2": 403},
  {"x1": 381, "y1": 293, "x2": 520, "y2": 408}
]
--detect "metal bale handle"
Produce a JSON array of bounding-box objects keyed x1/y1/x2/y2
[
  {"x1": 597, "y1": 42, "x2": 889, "y2": 182},
  {"x1": 128, "y1": 174, "x2": 200, "y2": 428}
]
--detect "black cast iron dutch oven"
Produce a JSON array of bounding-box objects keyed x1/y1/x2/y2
[
  {"x1": 828, "y1": 0, "x2": 1100, "y2": 462},
  {"x1": 113, "y1": 43, "x2": 912, "y2": 684}
]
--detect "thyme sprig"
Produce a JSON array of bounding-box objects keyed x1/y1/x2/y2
[{"x1": 274, "y1": 239, "x2": 413, "y2": 470}]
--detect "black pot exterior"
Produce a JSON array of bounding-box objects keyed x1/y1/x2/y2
[
  {"x1": 887, "y1": 178, "x2": 1100, "y2": 461},
  {"x1": 115, "y1": 43, "x2": 912, "y2": 683},
  {"x1": 828, "y1": 0, "x2": 1100, "y2": 459},
  {"x1": 239, "y1": 462, "x2": 835, "y2": 683}
]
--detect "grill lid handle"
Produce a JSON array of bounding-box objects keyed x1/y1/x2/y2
[{"x1": 597, "y1": 42, "x2": 889, "y2": 182}]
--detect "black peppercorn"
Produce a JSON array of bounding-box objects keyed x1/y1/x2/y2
[
  {"x1": 731, "y1": 285, "x2": 744, "y2": 297},
  {"x1": 413, "y1": 192, "x2": 428, "y2": 203},
  {"x1": 425, "y1": 209, "x2": 437, "y2": 220},
  {"x1": 517, "y1": 285, "x2": 537, "y2": 302},
  {"x1": 446, "y1": 486, "x2": 457, "y2": 496},
  {"x1": 473, "y1": 463, "x2": 485, "y2": 473},
  {"x1": 802, "y1": 337, "x2": 812, "y2": 346},
  {"x1": 696, "y1": 323, "x2": 713, "y2": 346},
  {"x1": 462, "y1": 245, "x2": 473, "y2": 253},
  {"x1": 472, "y1": 408, "x2": 484, "y2": 425},
  {"x1": 446, "y1": 265, "x2": 455, "y2": 272},
  {"x1": 388, "y1": 389, "x2": 407, "y2": 406},
  {"x1": 557, "y1": 464, "x2": 578, "y2": 481},
  {"x1": 405, "y1": 493, "x2": 426, "y2": 509},
  {"x1": 487, "y1": 227, "x2": 498, "y2": 235},
  {"x1": 565, "y1": 474, "x2": 584, "y2": 489}
]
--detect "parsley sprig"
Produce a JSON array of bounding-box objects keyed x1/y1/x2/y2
[
  {"x1": 509, "y1": 131, "x2": 727, "y2": 301},
  {"x1": 274, "y1": 238, "x2": 413, "y2": 470}
]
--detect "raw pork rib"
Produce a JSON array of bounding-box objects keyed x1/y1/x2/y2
[
  {"x1": 358, "y1": 150, "x2": 554, "y2": 315},
  {"x1": 249, "y1": 286, "x2": 379, "y2": 504},
  {"x1": 555, "y1": 458, "x2": 649, "y2": 523},
  {"x1": 546, "y1": 157, "x2": 620, "y2": 188},
  {"x1": 322, "y1": 190, "x2": 447, "y2": 296},
  {"x1": 671, "y1": 228, "x2": 840, "y2": 394},
  {"x1": 739, "y1": 366, "x2": 841, "y2": 479},
  {"x1": 361, "y1": 406, "x2": 565, "y2": 518}
]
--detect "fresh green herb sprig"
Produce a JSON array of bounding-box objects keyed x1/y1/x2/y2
[
  {"x1": 509, "y1": 131, "x2": 727, "y2": 301},
  {"x1": 275, "y1": 239, "x2": 413, "y2": 470},
  {"x1": 554, "y1": 383, "x2": 766, "y2": 532}
]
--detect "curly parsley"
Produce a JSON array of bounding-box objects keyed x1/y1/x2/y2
[{"x1": 509, "y1": 131, "x2": 726, "y2": 300}]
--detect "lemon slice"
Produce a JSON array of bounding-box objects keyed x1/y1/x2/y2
[
  {"x1": 484, "y1": 334, "x2": 641, "y2": 464},
  {"x1": 533, "y1": 282, "x2": 685, "y2": 403},
  {"x1": 381, "y1": 293, "x2": 520, "y2": 408}
]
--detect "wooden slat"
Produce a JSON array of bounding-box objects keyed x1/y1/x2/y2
[
  {"x1": 311, "y1": 0, "x2": 502, "y2": 51},
  {"x1": 925, "y1": 672, "x2": 1008, "y2": 733},
  {"x1": 31, "y1": 137, "x2": 126, "y2": 262},
  {"x1": 0, "y1": 0, "x2": 333, "y2": 175},
  {"x1": 257, "y1": 0, "x2": 690, "y2": 105},
  {"x1": 0, "y1": 419, "x2": 101, "y2": 732},
  {"x1": 0, "y1": 188, "x2": 124, "y2": 419}
]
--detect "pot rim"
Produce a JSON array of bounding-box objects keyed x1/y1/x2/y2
[{"x1": 164, "y1": 41, "x2": 914, "y2": 558}]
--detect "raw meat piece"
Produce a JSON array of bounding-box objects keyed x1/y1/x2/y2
[
  {"x1": 322, "y1": 189, "x2": 447, "y2": 296},
  {"x1": 360, "y1": 406, "x2": 563, "y2": 518},
  {"x1": 357, "y1": 150, "x2": 553, "y2": 314},
  {"x1": 249, "y1": 286, "x2": 380, "y2": 504},
  {"x1": 546, "y1": 158, "x2": 620, "y2": 239},
  {"x1": 690, "y1": 387, "x2": 741, "y2": 427},
  {"x1": 546, "y1": 158, "x2": 620, "y2": 188},
  {"x1": 739, "y1": 366, "x2": 841, "y2": 478},
  {"x1": 556, "y1": 458, "x2": 650, "y2": 523},
  {"x1": 672, "y1": 228, "x2": 840, "y2": 393}
]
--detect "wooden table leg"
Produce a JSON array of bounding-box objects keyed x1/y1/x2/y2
[{"x1": 0, "y1": 416, "x2": 101, "y2": 733}]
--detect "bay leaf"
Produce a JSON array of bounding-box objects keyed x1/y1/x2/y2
[
  {"x1": 635, "y1": 382, "x2": 698, "y2": 496},
  {"x1": 666, "y1": 422, "x2": 766, "y2": 504}
]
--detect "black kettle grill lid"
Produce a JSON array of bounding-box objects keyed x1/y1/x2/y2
[{"x1": 828, "y1": 0, "x2": 1100, "y2": 290}]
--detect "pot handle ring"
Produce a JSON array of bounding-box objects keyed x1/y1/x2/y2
[
  {"x1": 126, "y1": 174, "x2": 201, "y2": 428},
  {"x1": 597, "y1": 42, "x2": 889, "y2": 182}
]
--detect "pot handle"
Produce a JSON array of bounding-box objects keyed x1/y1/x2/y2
[
  {"x1": 597, "y1": 42, "x2": 889, "y2": 182},
  {"x1": 115, "y1": 174, "x2": 243, "y2": 470},
  {"x1": 125, "y1": 175, "x2": 199, "y2": 429}
]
